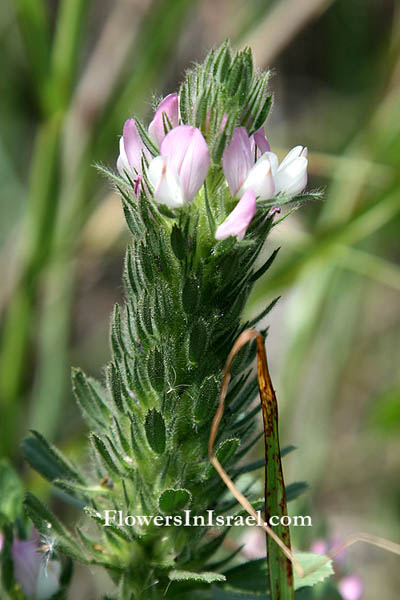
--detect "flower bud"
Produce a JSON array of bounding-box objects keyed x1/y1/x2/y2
[
  {"x1": 215, "y1": 189, "x2": 256, "y2": 241},
  {"x1": 148, "y1": 93, "x2": 179, "y2": 147},
  {"x1": 117, "y1": 119, "x2": 151, "y2": 192}
]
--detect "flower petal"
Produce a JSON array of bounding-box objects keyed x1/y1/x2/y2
[
  {"x1": 147, "y1": 155, "x2": 184, "y2": 208},
  {"x1": 215, "y1": 189, "x2": 256, "y2": 241},
  {"x1": 239, "y1": 154, "x2": 275, "y2": 201},
  {"x1": 278, "y1": 145, "x2": 305, "y2": 170},
  {"x1": 148, "y1": 93, "x2": 179, "y2": 147},
  {"x1": 12, "y1": 531, "x2": 41, "y2": 598},
  {"x1": 222, "y1": 127, "x2": 253, "y2": 197},
  {"x1": 252, "y1": 127, "x2": 270, "y2": 157},
  {"x1": 275, "y1": 153, "x2": 308, "y2": 197},
  {"x1": 160, "y1": 125, "x2": 210, "y2": 203},
  {"x1": 117, "y1": 137, "x2": 131, "y2": 178},
  {"x1": 121, "y1": 119, "x2": 149, "y2": 174}
]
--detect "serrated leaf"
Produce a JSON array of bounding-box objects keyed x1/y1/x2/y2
[
  {"x1": 168, "y1": 570, "x2": 226, "y2": 584},
  {"x1": 145, "y1": 409, "x2": 166, "y2": 455},
  {"x1": 91, "y1": 434, "x2": 123, "y2": 477},
  {"x1": 72, "y1": 369, "x2": 110, "y2": 431},
  {"x1": 293, "y1": 553, "x2": 334, "y2": 590},
  {"x1": 159, "y1": 488, "x2": 191, "y2": 512}
]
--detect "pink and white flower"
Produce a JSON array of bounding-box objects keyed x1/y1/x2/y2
[
  {"x1": 215, "y1": 189, "x2": 256, "y2": 241},
  {"x1": 148, "y1": 125, "x2": 210, "y2": 207},
  {"x1": 222, "y1": 126, "x2": 307, "y2": 201},
  {"x1": 117, "y1": 118, "x2": 151, "y2": 192},
  {"x1": 117, "y1": 93, "x2": 179, "y2": 193},
  {"x1": 148, "y1": 93, "x2": 179, "y2": 147}
]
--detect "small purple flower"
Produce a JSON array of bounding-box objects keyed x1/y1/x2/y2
[
  {"x1": 148, "y1": 93, "x2": 179, "y2": 147},
  {"x1": 148, "y1": 125, "x2": 210, "y2": 207},
  {"x1": 11, "y1": 529, "x2": 61, "y2": 600},
  {"x1": 215, "y1": 189, "x2": 256, "y2": 241},
  {"x1": 338, "y1": 575, "x2": 364, "y2": 600},
  {"x1": 12, "y1": 529, "x2": 41, "y2": 598}
]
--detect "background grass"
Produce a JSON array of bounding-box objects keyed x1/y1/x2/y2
[{"x1": 0, "y1": 1, "x2": 399, "y2": 598}]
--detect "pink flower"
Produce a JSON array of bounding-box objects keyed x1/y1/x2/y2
[
  {"x1": 252, "y1": 127, "x2": 270, "y2": 156},
  {"x1": 222, "y1": 127, "x2": 307, "y2": 201},
  {"x1": 148, "y1": 93, "x2": 179, "y2": 147},
  {"x1": 117, "y1": 93, "x2": 179, "y2": 193},
  {"x1": 148, "y1": 125, "x2": 210, "y2": 207},
  {"x1": 338, "y1": 575, "x2": 364, "y2": 600},
  {"x1": 241, "y1": 527, "x2": 266, "y2": 559},
  {"x1": 222, "y1": 127, "x2": 274, "y2": 200},
  {"x1": 117, "y1": 119, "x2": 151, "y2": 192},
  {"x1": 215, "y1": 189, "x2": 256, "y2": 241},
  {"x1": 310, "y1": 539, "x2": 329, "y2": 555}
]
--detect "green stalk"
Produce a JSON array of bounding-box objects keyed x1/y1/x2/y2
[
  {"x1": 257, "y1": 336, "x2": 293, "y2": 599},
  {"x1": 0, "y1": 0, "x2": 90, "y2": 454},
  {"x1": 14, "y1": 0, "x2": 51, "y2": 108},
  {"x1": 46, "y1": 0, "x2": 89, "y2": 113},
  {"x1": 0, "y1": 117, "x2": 61, "y2": 455}
]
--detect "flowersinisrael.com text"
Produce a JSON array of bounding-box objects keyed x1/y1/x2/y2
[{"x1": 102, "y1": 510, "x2": 312, "y2": 528}]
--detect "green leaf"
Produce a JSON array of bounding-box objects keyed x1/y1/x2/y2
[
  {"x1": 250, "y1": 248, "x2": 280, "y2": 283},
  {"x1": 1, "y1": 524, "x2": 14, "y2": 592},
  {"x1": 23, "y1": 493, "x2": 86, "y2": 562},
  {"x1": 211, "y1": 589, "x2": 268, "y2": 599},
  {"x1": 293, "y1": 553, "x2": 334, "y2": 590},
  {"x1": 182, "y1": 276, "x2": 200, "y2": 314},
  {"x1": 159, "y1": 488, "x2": 192, "y2": 512},
  {"x1": 223, "y1": 559, "x2": 268, "y2": 592},
  {"x1": 0, "y1": 460, "x2": 24, "y2": 522},
  {"x1": 22, "y1": 430, "x2": 85, "y2": 484},
  {"x1": 145, "y1": 409, "x2": 166, "y2": 455},
  {"x1": 72, "y1": 368, "x2": 110, "y2": 431},
  {"x1": 206, "y1": 438, "x2": 240, "y2": 479},
  {"x1": 286, "y1": 482, "x2": 309, "y2": 502},
  {"x1": 91, "y1": 434, "x2": 123, "y2": 477},
  {"x1": 257, "y1": 339, "x2": 293, "y2": 598},
  {"x1": 168, "y1": 570, "x2": 226, "y2": 584}
]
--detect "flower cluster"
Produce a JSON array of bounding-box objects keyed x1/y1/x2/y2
[{"x1": 117, "y1": 93, "x2": 308, "y2": 242}]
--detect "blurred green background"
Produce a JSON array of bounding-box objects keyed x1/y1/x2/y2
[{"x1": 0, "y1": 0, "x2": 399, "y2": 598}]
